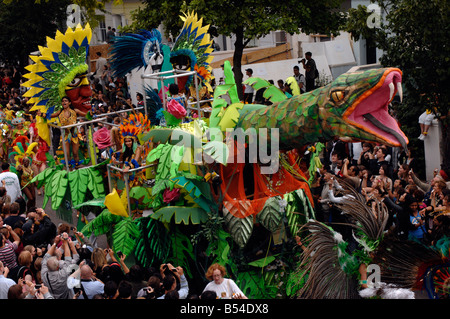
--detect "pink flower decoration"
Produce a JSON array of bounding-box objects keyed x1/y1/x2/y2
[
  {"x1": 93, "y1": 127, "x2": 113, "y2": 149},
  {"x1": 167, "y1": 99, "x2": 187, "y2": 119},
  {"x1": 163, "y1": 188, "x2": 180, "y2": 203}
]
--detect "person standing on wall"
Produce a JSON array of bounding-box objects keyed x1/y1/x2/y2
[{"x1": 300, "y1": 52, "x2": 318, "y2": 92}]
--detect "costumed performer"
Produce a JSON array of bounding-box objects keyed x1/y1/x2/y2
[
  {"x1": 51, "y1": 96, "x2": 85, "y2": 168},
  {"x1": 21, "y1": 24, "x2": 93, "y2": 167}
]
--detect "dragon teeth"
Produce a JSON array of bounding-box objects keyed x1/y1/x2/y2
[
  {"x1": 397, "y1": 82, "x2": 403, "y2": 103},
  {"x1": 389, "y1": 82, "x2": 395, "y2": 101}
]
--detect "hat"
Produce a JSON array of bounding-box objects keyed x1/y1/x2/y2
[{"x1": 245, "y1": 68, "x2": 253, "y2": 74}]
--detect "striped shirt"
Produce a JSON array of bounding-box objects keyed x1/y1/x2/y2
[{"x1": 0, "y1": 240, "x2": 18, "y2": 270}]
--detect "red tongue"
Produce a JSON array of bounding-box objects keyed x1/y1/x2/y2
[{"x1": 176, "y1": 75, "x2": 189, "y2": 93}]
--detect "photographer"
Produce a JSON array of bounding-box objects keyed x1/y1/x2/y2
[
  {"x1": 137, "y1": 275, "x2": 163, "y2": 299},
  {"x1": 41, "y1": 232, "x2": 79, "y2": 299},
  {"x1": 157, "y1": 263, "x2": 189, "y2": 299},
  {"x1": 68, "y1": 260, "x2": 104, "y2": 299},
  {"x1": 21, "y1": 208, "x2": 57, "y2": 247}
]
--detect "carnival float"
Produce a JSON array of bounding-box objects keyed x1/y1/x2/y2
[{"x1": 13, "y1": 12, "x2": 450, "y2": 299}]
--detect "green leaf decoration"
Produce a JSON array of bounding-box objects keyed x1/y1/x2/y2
[
  {"x1": 203, "y1": 141, "x2": 229, "y2": 165},
  {"x1": 87, "y1": 167, "x2": 106, "y2": 199},
  {"x1": 29, "y1": 167, "x2": 55, "y2": 190},
  {"x1": 223, "y1": 61, "x2": 239, "y2": 104},
  {"x1": 257, "y1": 196, "x2": 285, "y2": 233},
  {"x1": 248, "y1": 255, "x2": 277, "y2": 268},
  {"x1": 205, "y1": 229, "x2": 232, "y2": 266},
  {"x1": 55, "y1": 187, "x2": 74, "y2": 224},
  {"x1": 112, "y1": 217, "x2": 140, "y2": 257},
  {"x1": 286, "y1": 267, "x2": 308, "y2": 297},
  {"x1": 147, "y1": 143, "x2": 184, "y2": 180},
  {"x1": 129, "y1": 186, "x2": 153, "y2": 207},
  {"x1": 235, "y1": 270, "x2": 278, "y2": 299},
  {"x1": 168, "y1": 228, "x2": 195, "y2": 278},
  {"x1": 284, "y1": 189, "x2": 315, "y2": 236},
  {"x1": 152, "y1": 179, "x2": 174, "y2": 196},
  {"x1": 171, "y1": 176, "x2": 214, "y2": 212},
  {"x1": 68, "y1": 168, "x2": 90, "y2": 207},
  {"x1": 217, "y1": 102, "x2": 244, "y2": 131},
  {"x1": 50, "y1": 170, "x2": 68, "y2": 210},
  {"x1": 80, "y1": 209, "x2": 123, "y2": 237},
  {"x1": 162, "y1": 110, "x2": 182, "y2": 127},
  {"x1": 243, "y1": 77, "x2": 287, "y2": 103},
  {"x1": 134, "y1": 216, "x2": 171, "y2": 268},
  {"x1": 223, "y1": 208, "x2": 253, "y2": 248},
  {"x1": 72, "y1": 197, "x2": 106, "y2": 210},
  {"x1": 151, "y1": 206, "x2": 208, "y2": 225},
  {"x1": 141, "y1": 128, "x2": 173, "y2": 143}
]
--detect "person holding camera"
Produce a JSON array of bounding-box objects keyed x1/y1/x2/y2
[
  {"x1": 41, "y1": 232, "x2": 79, "y2": 299},
  {"x1": 300, "y1": 52, "x2": 317, "y2": 92},
  {"x1": 68, "y1": 260, "x2": 104, "y2": 299},
  {"x1": 157, "y1": 263, "x2": 189, "y2": 299}
]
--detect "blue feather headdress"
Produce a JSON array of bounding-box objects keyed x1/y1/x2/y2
[{"x1": 109, "y1": 29, "x2": 163, "y2": 78}]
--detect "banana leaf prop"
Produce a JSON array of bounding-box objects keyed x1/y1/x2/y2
[
  {"x1": 134, "y1": 216, "x2": 171, "y2": 268},
  {"x1": 28, "y1": 162, "x2": 108, "y2": 211},
  {"x1": 80, "y1": 209, "x2": 123, "y2": 237},
  {"x1": 111, "y1": 216, "x2": 141, "y2": 257},
  {"x1": 243, "y1": 77, "x2": 287, "y2": 103}
]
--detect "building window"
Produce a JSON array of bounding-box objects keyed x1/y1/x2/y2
[{"x1": 99, "y1": 18, "x2": 107, "y2": 43}]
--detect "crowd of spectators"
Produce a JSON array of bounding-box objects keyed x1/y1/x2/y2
[{"x1": 314, "y1": 139, "x2": 450, "y2": 247}]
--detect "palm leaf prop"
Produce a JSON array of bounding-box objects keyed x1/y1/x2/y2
[
  {"x1": 134, "y1": 216, "x2": 171, "y2": 268},
  {"x1": 210, "y1": 60, "x2": 239, "y2": 130},
  {"x1": 111, "y1": 217, "x2": 141, "y2": 257},
  {"x1": 205, "y1": 228, "x2": 233, "y2": 266},
  {"x1": 171, "y1": 176, "x2": 215, "y2": 212},
  {"x1": 236, "y1": 270, "x2": 278, "y2": 299},
  {"x1": 68, "y1": 168, "x2": 90, "y2": 207},
  {"x1": 49, "y1": 169, "x2": 68, "y2": 210},
  {"x1": 80, "y1": 209, "x2": 123, "y2": 237},
  {"x1": 129, "y1": 186, "x2": 153, "y2": 209},
  {"x1": 296, "y1": 220, "x2": 360, "y2": 299},
  {"x1": 284, "y1": 189, "x2": 315, "y2": 237},
  {"x1": 147, "y1": 143, "x2": 185, "y2": 181},
  {"x1": 243, "y1": 77, "x2": 287, "y2": 103},
  {"x1": 169, "y1": 228, "x2": 195, "y2": 278},
  {"x1": 87, "y1": 167, "x2": 106, "y2": 199},
  {"x1": 151, "y1": 206, "x2": 208, "y2": 225}
]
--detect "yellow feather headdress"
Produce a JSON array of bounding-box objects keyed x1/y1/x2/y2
[{"x1": 22, "y1": 24, "x2": 92, "y2": 116}]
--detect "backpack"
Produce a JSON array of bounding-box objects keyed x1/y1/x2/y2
[{"x1": 314, "y1": 68, "x2": 319, "y2": 79}]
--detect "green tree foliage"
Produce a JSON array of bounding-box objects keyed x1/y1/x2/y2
[
  {"x1": 346, "y1": 0, "x2": 450, "y2": 172},
  {"x1": 124, "y1": 0, "x2": 346, "y2": 100},
  {"x1": 0, "y1": 0, "x2": 71, "y2": 66}
]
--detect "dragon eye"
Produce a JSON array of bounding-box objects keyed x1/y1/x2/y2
[
  {"x1": 68, "y1": 77, "x2": 82, "y2": 87},
  {"x1": 331, "y1": 90, "x2": 345, "y2": 103}
]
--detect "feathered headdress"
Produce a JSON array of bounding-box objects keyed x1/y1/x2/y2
[
  {"x1": 22, "y1": 24, "x2": 92, "y2": 117},
  {"x1": 10, "y1": 141, "x2": 38, "y2": 165},
  {"x1": 109, "y1": 29, "x2": 163, "y2": 78},
  {"x1": 170, "y1": 11, "x2": 214, "y2": 89},
  {"x1": 120, "y1": 113, "x2": 151, "y2": 140}
]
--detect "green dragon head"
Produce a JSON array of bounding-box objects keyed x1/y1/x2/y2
[{"x1": 318, "y1": 67, "x2": 408, "y2": 149}]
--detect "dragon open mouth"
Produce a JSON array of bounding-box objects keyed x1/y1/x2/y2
[{"x1": 344, "y1": 69, "x2": 408, "y2": 150}]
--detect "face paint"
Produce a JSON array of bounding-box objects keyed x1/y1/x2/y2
[{"x1": 65, "y1": 73, "x2": 92, "y2": 113}]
